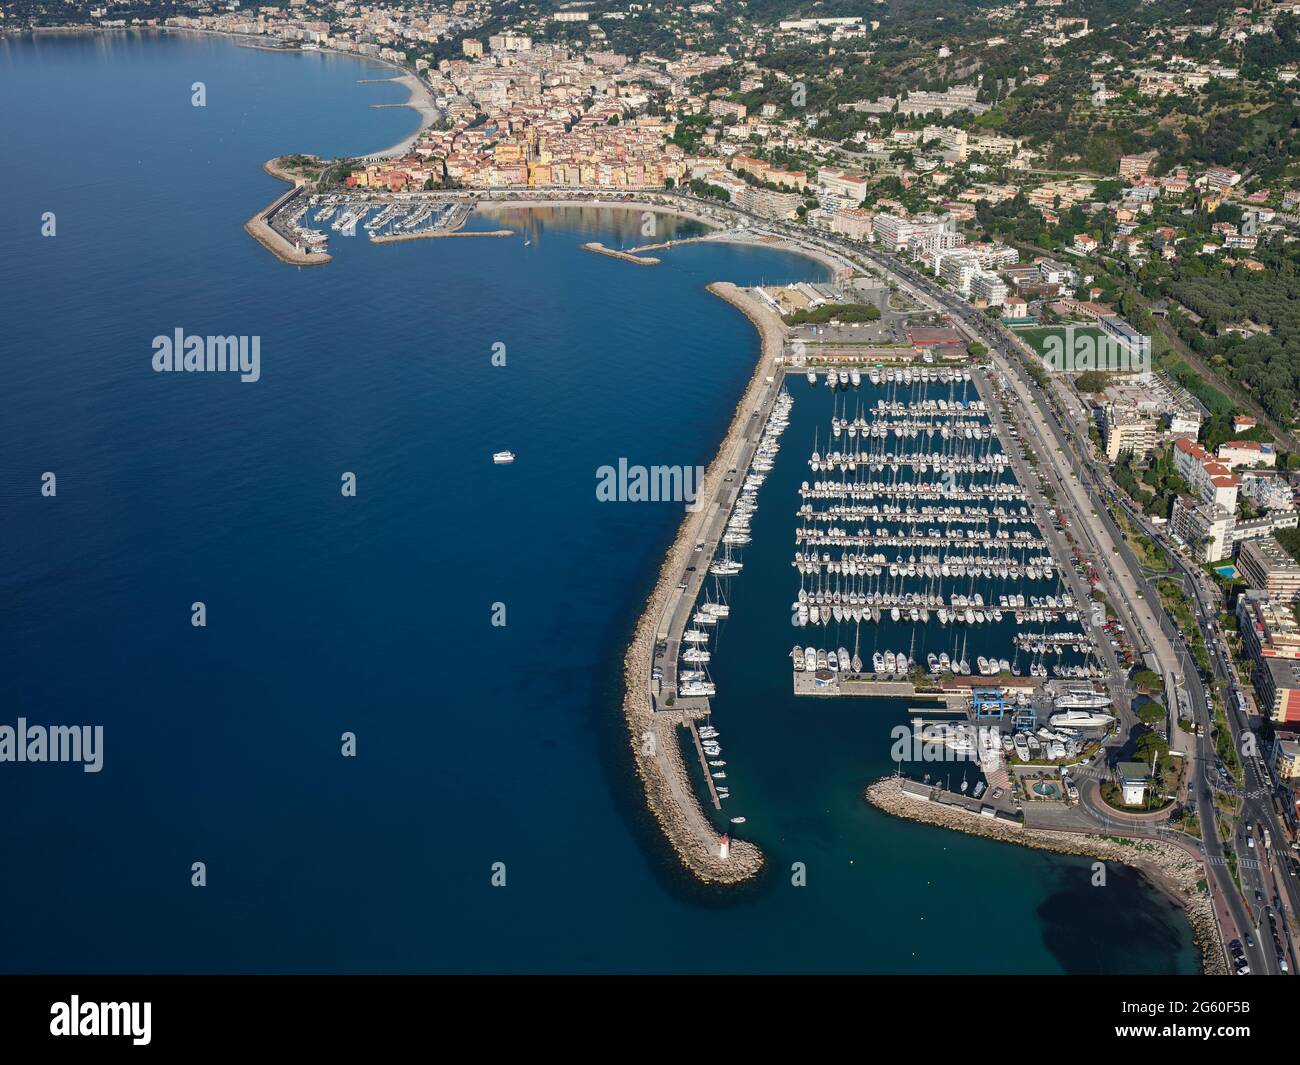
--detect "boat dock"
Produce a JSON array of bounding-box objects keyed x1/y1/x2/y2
[
  {"x1": 651, "y1": 299, "x2": 791, "y2": 710},
  {"x1": 687, "y1": 721, "x2": 723, "y2": 811},
  {"x1": 620, "y1": 281, "x2": 777, "y2": 885},
  {"x1": 244, "y1": 181, "x2": 332, "y2": 267},
  {"x1": 582, "y1": 242, "x2": 660, "y2": 265},
  {"x1": 371, "y1": 228, "x2": 513, "y2": 243}
]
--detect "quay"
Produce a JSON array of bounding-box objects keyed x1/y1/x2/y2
[
  {"x1": 687, "y1": 721, "x2": 723, "y2": 811},
  {"x1": 371, "y1": 228, "x2": 514, "y2": 243},
  {"x1": 582, "y1": 242, "x2": 660, "y2": 265},
  {"x1": 792, "y1": 671, "x2": 1042, "y2": 704},
  {"x1": 243, "y1": 179, "x2": 332, "y2": 268},
  {"x1": 620, "y1": 281, "x2": 785, "y2": 885},
  {"x1": 650, "y1": 286, "x2": 792, "y2": 708},
  {"x1": 626, "y1": 234, "x2": 717, "y2": 254}
]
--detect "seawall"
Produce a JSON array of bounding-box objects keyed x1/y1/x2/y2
[
  {"x1": 865, "y1": 776, "x2": 1226, "y2": 974},
  {"x1": 620, "y1": 282, "x2": 789, "y2": 885}
]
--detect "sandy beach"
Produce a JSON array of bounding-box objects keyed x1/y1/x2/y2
[
  {"x1": 474, "y1": 196, "x2": 728, "y2": 233},
  {"x1": 158, "y1": 27, "x2": 439, "y2": 159},
  {"x1": 367, "y1": 72, "x2": 440, "y2": 158}
]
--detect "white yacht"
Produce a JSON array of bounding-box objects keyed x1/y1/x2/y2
[
  {"x1": 1053, "y1": 689, "x2": 1113, "y2": 710},
  {"x1": 1049, "y1": 710, "x2": 1115, "y2": 729},
  {"x1": 493, "y1": 451, "x2": 516, "y2": 464}
]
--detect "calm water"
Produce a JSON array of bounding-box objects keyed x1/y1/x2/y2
[{"x1": 0, "y1": 31, "x2": 1198, "y2": 973}]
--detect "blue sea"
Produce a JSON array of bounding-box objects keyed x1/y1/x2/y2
[{"x1": 0, "y1": 30, "x2": 1199, "y2": 973}]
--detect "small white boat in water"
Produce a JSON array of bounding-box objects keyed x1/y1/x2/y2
[
  {"x1": 493, "y1": 451, "x2": 516, "y2": 464},
  {"x1": 730, "y1": 816, "x2": 746, "y2": 824}
]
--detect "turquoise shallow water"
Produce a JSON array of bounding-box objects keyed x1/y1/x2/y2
[{"x1": 0, "y1": 30, "x2": 1198, "y2": 973}]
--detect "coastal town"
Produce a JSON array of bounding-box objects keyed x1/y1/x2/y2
[{"x1": 9, "y1": 0, "x2": 1300, "y2": 988}]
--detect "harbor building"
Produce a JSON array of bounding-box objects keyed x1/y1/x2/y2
[
  {"x1": 1237, "y1": 536, "x2": 1300, "y2": 600},
  {"x1": 1117, "y1": 762, "x2": 1151, "y2": 805},
  {"x1": 1170, "y1": 495, "x2": 1235, "y2": 563}
]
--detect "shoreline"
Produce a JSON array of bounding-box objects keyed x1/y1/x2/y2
[
  {"x1": 619, "y1": 281, "x2": 790, "y2": 885},
  {"x1": 865, "y1": 776, "x2": 1227, "y2": 974},
  {"x1": 371, "y1": 228, "x2": 514, "y2": 243},
  {"x1": 161, "y1": 26, "x2": 438, "y2": 159},
  {"x1": 19, "y1": 25, "x2": 441, "y2": 160},
  {"x1": 474, "y1": 196, "x2": 728, "y2": 233},
  {"x1": 476, "y1": 196, "x2": 854, "y2": 280}
]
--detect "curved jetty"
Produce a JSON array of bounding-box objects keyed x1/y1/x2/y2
[
  {"x1": 582, "y1": 241, "x2": 660, "y2": 266},
  {"x1": 244, "y1": 158, "x2": 332, "y2": 267},
  {"x1": 621, "y1": 282, "x2": 785, "y2": 884},
  {"x1": 865, "y1": 776, "x2": 1226, "y2": 974}
]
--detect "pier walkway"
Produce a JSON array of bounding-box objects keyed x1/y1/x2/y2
[
  {"x1": 688, "y1": 722, "x2": 723, "y2": 811},
  {"x1": 651, "y1": 285, "x2": 789, "y2": 712}
]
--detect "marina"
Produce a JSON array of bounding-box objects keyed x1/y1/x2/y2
[
  {"x1": 4, "y1": 28, "x2": 1210, "y2": 978},
  {"x1": 786, "y1": 368, "x2": 1100, "y2": 689},
  {"x1": 249, "y1": 178, "x2": 496, "y2": 264},
  {"x1": 647, "y1": 335, "x2": 1114, "y2": 836}
]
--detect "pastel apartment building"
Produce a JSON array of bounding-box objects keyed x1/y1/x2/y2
[{"x1": 1173, "y1": 437, "x2": 1239, "y2": 511}]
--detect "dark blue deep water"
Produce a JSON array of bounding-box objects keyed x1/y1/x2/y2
[{"x1": 0, "y1": 30, "x2": 1198, "y2": 973}]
